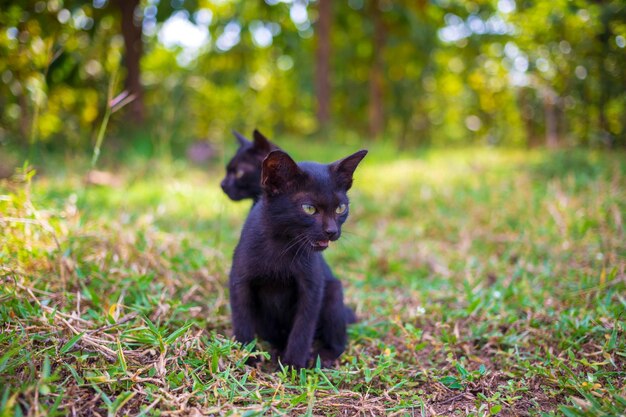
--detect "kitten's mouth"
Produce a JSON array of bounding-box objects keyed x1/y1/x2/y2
[{"x1": 311, "y1": 240, "x2": 330, "y2": 250}]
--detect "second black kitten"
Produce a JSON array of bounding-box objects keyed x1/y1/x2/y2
[{"x1": 220, "y1": 129, "x2": 278, "y2": 203}]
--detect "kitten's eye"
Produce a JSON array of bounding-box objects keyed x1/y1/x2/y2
[
  {"x1": 336, "y1": 203, "x2": 347, "y2": 214},
  {"x1": 235, "y1": 169, "x2": 245, "y2": 179},
  {"x1": 302, "y1": 204, "x2": 316, "y2": 215}
]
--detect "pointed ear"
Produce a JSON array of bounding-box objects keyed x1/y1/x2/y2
[
  {"x1": 252, "y1": 129, "x2": 274, "y2": 155},
  {"x1": 262, "y1": 150, "x2": 305, "y2": 195},
  {"x1": 232, "y1": 130, "x2": 250, "y2": 147},
  {"x1": 330, "y1": 149, "x2": 368, "y2": 190}
]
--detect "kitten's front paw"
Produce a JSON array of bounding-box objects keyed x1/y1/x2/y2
[
  {"x1": 319, "y1": 358, "x2": 337, "y2": 368},
  {"x1": 281, "y1": 354, "x2": 307, "y2": 370},
  {"x1": 244, "y1": 354, "x2": 262, "y2": 367},
  {"x1": 313, "y1": 349, "x2": 340, "y2": 368},
  {"x1": 269, "y1": 347, "x2": 284, "y2": 363}
]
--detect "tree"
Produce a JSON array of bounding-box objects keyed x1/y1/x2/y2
[
  {"x1": 314, "y1": 0, "x2": 331, "y2": 130},
  {"x1": 368, "y1": 0, "x2": 385, "y2": 138},
  {"x1": 116, "y1": 0, "x2": 144, "y2": 123},
  {"x1": 506, "y1": 0, "x2": 626, "y2": 147}
]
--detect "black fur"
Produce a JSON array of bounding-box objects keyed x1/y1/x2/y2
[
  {"x1": 220, "y1": 129, "x2": 278, "y2": 202},
  {"x1": 221, "y1": 131, "x2": 357, "y2": 325},
  {"x1": 229, "y1": 149, "x2": 367, "y2": 368}
]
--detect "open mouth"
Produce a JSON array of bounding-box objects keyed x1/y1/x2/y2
[{"x1": 311, "y1": 240, "x2": 329, "y2": 250}]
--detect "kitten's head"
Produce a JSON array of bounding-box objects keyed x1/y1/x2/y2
[
  {"x1": 221, "y1": 129, "x2": 277, "y2": 201},
  {"x1": 261, "y1": 149, "x2": 367, "y2": 251}
]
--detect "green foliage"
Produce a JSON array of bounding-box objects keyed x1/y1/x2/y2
[
  {"x1": 1, "y1": 144, "x2": 625, "y2": 414},
  {"x1": 1, "y1": 0, "x2": 624, "y2": 153},
  {"x1": 0, "y1": 0, "x2": 123, "y2": 147}
]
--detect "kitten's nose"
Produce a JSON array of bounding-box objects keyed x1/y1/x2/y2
[{"x1": 324, "y1": 224, "x2": 339, "y2": 240}]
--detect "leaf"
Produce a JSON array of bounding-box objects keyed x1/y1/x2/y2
[
  {"x1": 85, "y1": 373, "x2": 111, "y2": 384},
  {"x1": 116, "y1": 338, "x2": 127, "y2": 373},
  {"x1": 560, "y1": 405, "x2": 584, "y2": 417},
  {"x1": 164, "y1": 322, "x2": 193, "y2": 345},
  {"x1": 607, "y1": 324, "x2": 618, "y2": 350},
  {"x1": 364, "y1": 367, "x2": 372, "y2": 383},
  {"x1": 143, "y1": 315, "x2": 160, "y2": 335},
  {"x1": 60, "y1": 332, "x2": 84, "y2": 354},
  {"x1": 614, "y1": 394, "x2": 626, "y2": 407},
  {"x1": 290, "y1": 392, "x2": 308, "y2": 405},
  {"x1": 315, "y1": 368, "x2": 339, "y2": 394},
  {"x1": 63, "y1": 363, "x2": 84, "y2": 385},
  {"x1": 42, "y1": 355, "x2": 51, "y2": 378},
  {"x1": 90, "y1": 383, "x2": 111, "y2": 406},
  {"x1": 0, "y1": 344, "x2": 22, "y2": 373},
  {"x1": 1, "y1": 385, "x2": 10, "y2": 410},
  {"x1": 489, "y1": 404, "x2": 502, "y2": 415},
  {"x1": 456, "y1": 363, "x2": 469, "y2": 378},
  {"x1": 108, "y1": 303, "x2": 119, "y2": 320},
  {"x1": 142, "y1": 316, "x2": 165, "y2": 352},
  {"x1": 211, "y1": 350, "x2": 219, "y2": 373},
  {"x1": 414, "y1": 342, "x2": 427, "y2": 351},
  {"x1": 2, "y1": 389, "x2": 20, "y2": 416},
  {"x1": 440, "y1": 375, "x2": 463, "y2": 390},
  {"x1": 108, "y1": 391, "x2": 135, "y2": 417},
  {"x1": 599, "y1": 267, "x2": 606, "y2": 286},
  {"x1": 38, "y1": 384, "x2": 51, "y2": 396}
]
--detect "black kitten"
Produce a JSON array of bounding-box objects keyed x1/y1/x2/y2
[
  {"x1": 221, "y1": 130, "x2": 357, "y2": 326},
  {"x1": 220, "y1": 129, "x2": 278, "y2": 202},
  {"x1": 229, "y1": 149, "x2": 367, "y2": 368}
]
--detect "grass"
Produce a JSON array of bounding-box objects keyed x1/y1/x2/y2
[{"x1": 1, "y1": 143, "x2": 625, "y2": 416}]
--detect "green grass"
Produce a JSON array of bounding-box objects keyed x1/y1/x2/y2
[{"x1": 1, "y1": 145, "x2": 625, "y2": 416}]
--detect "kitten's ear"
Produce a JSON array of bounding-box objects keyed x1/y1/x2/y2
[
  {"x1": 232, "y1": 130, "x2": 250, "y2": 147},
  {"x1": 252, "y1": 129, "x2": 274, "y2": 155},
  {"x1": 330, "y1": 149, "x2": 368, "y2": 190},
  {"x1": 262, "y1": 150, "x2": 305, "y2": 195}
]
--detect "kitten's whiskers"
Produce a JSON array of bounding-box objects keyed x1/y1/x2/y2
[{"x1": 276, "y1": 232, "x2": 310, "y2": 262}]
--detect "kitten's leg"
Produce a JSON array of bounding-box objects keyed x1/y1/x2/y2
[
  {"x1": 282, "y1": 280, "x2": 324, "y2": 369},
  {"x1": 316, "y1": 278, "x2": 348, "y2": 366},
  {"x1": 344, "y1": 305, "x2": 357, "y2": 324},
  {"x1": 322, "y1": 259, "x2": 357, "y2": 325},
  {"x1": 229, "y1": 278, "x2": 258, "y2": 364}
]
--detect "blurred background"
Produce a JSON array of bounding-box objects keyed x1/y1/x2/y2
[
  {"x1": 1, "y1": 4, "x2": 626, "y2": 413},
  {"x1": 0, "y1": 0, "x2": 625, "y2": 164}
]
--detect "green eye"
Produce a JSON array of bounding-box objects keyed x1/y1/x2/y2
[
  {"x1": 336, "y1": 203, "x2": 347, "y2": 214},
  {"x1": 302, "y1": 204, "x2": 316, "y2": 215},
  {"x1": 235, "y1": 169, "x2": 245, "y2": 179}
]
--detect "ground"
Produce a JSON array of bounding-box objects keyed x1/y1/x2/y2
[{"x1": 1, "y1": 145, "x2": 625, "y2": 416}]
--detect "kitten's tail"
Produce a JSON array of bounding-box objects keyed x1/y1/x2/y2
[{"x1": 344, "y1": 306, "x2": 358, "y2": 324}]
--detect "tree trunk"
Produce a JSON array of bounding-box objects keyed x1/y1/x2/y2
[
  {"x1": 597, "y1": 18, "x2": 615, "y2": 147},
  {"x1": 315, "y1": 0, "x2": 331, "y2": 129},
  {"x1": 581, "y1": 83, "x2": 590, "y2": 146},
  {"x1": 18, "y1": 80, "x2": 30, "y2": 142},
  {"x1": 368, "y1": 0, "x2": 384, "y2": 139},
  {"x1": 621, "y1": 107, "x2": 626, "y2": 147},
  {"x1": 544, "y1": 90, "x2": 558, "y2": 149},
  {"x1": 518, "y1": 88, "x2": 536, "y2": 148},
  {"x1": 557, "y1": 99, "x2": 566, "y2": 146},
  {"x1": 16, "y1": 24, "x2": 30, "y2": 144},
  {"x1": 117, "y1": 0, "x2": 144, "y2": 123}
]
